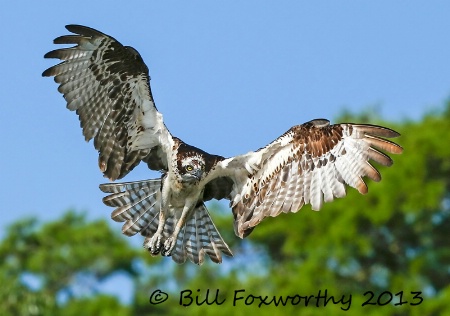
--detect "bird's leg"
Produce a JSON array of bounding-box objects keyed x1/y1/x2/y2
[
  {"x1": 161, "y1": 201, "x2": 194, "y2": 256},
  {"x1": 144, "y1": 181, "x2": 169, "y2": 255},
  {"x1": 144, "y1": 210, "x2": 166, "y2": 255}
]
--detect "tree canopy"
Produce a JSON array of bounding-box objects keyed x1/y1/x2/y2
[{"x1": 2, "y1": 103, "x2": 449, "y2": 315}]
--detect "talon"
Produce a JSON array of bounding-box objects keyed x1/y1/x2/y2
[
  {"x1": 161, "y1": 236, "x2": 176, "y2": 256},
  {"x1": 150, "y1": 245, "x2": 161, "y2": 255},
  {"x1": 144, "y1": 234, "x2": 163, "y2": 255}
]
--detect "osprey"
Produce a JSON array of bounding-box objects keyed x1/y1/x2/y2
[{"x1": 43, "y1": 25, "x2": 403, "y2": 265}]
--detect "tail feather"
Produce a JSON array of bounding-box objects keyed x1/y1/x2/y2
[
  {"x1": 171, "y1": 225, "x2": 187, "y2": 263},
  {"x1": 171, "y1": 203, "x2": 233, "y2": 265},
  {"x1": 100, "y1": 179, "x2": 161, "y2": 236},
  {"x1": 184, "y1": 214, "x2": 204, "y2": 265}
]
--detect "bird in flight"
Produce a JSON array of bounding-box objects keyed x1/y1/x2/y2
[{"x1": 43, "y1": 25, "x2": 403, "y2": 265}]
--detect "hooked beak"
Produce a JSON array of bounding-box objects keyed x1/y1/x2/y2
[
  {"x1": 193, "y1": 169, "x2": 203, "y2": 180},
  {"x1": 181, "y1": 169, "x2": 203, "y2": 184}
]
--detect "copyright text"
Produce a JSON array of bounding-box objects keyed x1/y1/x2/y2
[{"x1": 148, "y1": 289, "x2": 423, "y2": 311}]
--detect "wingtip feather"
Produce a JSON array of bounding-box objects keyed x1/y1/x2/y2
[
  {"x1": 65, "y1": 24, "x2": 105, "y2": 37},
  {"x1": 354, "y1": 124, "x2": 401, "y2": 138},
  {"x1": 364, "y1": 135, "x2": 403, "y2": 155}
]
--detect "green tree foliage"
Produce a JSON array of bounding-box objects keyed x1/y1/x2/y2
[
  {"x1": 1, "y1": 104, "x2": 449, "y2": 315},
  {"x1": 0, "y1": 212, "x2": 138, "y2": 316}
]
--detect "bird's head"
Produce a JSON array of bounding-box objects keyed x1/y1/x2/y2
[{"x1": 179, "y1": 155, "x2": 206, "y2": 184}]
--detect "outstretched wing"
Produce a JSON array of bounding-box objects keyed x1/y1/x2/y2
[
  {"x1": 206, "y1": 119, "x2": 403, "y2": 238},
  {"x1": 43, "y1": 25, "x2": 173, "y2": 180}
]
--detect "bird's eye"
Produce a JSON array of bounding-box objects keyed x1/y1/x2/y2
[{"x1": 185, "y1": 165, "x2": 193, "y2": 172}]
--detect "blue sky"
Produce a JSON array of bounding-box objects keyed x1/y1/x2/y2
[{"x1": 1, "y1": 1, "x2": 450, "y2": 235}]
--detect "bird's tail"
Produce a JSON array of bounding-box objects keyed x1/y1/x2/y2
[
  {"x1": 100, "y1": 179, "x2": 233, "y2": 265},
  {"x1": 100, "y1": 179, "x2": 162, "y2": 237},
  {"x1": 170, "y1": 202, "x2": 233, "y2": 265}
]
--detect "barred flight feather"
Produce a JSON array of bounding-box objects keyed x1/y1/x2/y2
[
  {"x1": 171, "y1": 203, "x2": 232, "y2": 265},
  {"x1": 43, "y1": 24, "x2": 172, "y2": 180},
  {"x1": 100, "y1": 179, "x2": 161, "y2": 236},
  {"x1": 219, "y1": 120, "x2": 403, "y2": 238},
  {"x1": 100, "y1": 179, "x2": 232, "y2": 264}
]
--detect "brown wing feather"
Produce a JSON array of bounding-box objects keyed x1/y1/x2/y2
[
  {"x1": 43, "y1": 25, "x2": 171, "y2": 180},
  {"x1": 210, "y1": 119, "x2": 403, "y2": 238}
]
